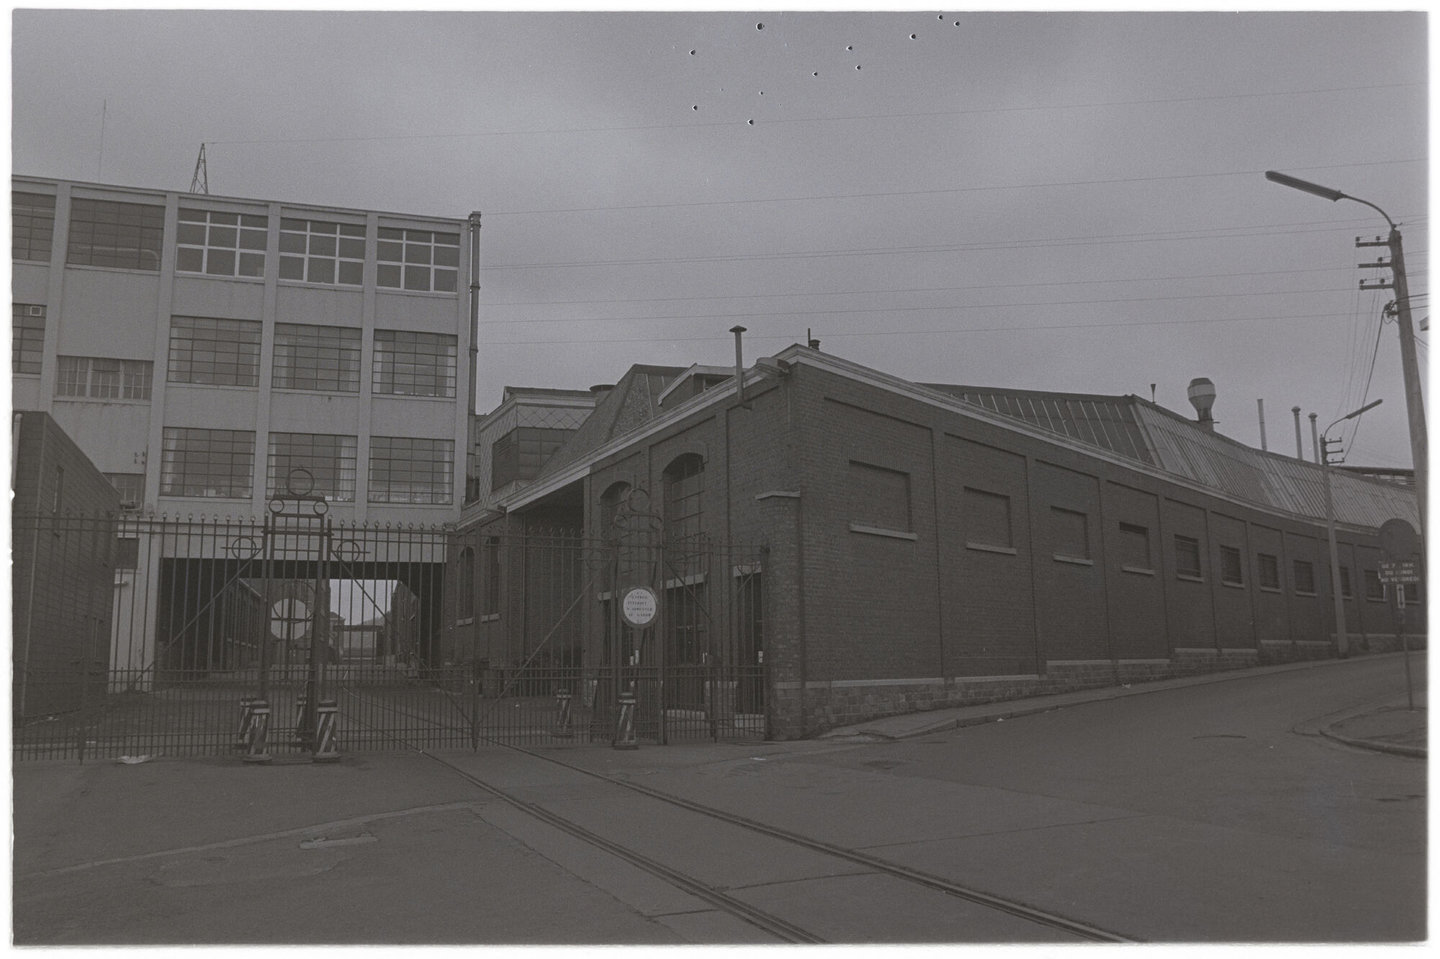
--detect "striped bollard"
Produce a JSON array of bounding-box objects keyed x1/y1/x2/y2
[
  {"x1": 613, "y1": 689, "x2": 638, "y2": 750},
  {"x1": 313, "y1": 699, "x2": 340, "y2": 763},
  {"x1": 242, "y1": 701, "x2": 272, "y2": 764},
  {"x1": 292, "y1": 694, "x2": 308, "y2": 743},
  {"x1": 234, "y1": 696, "x2": 258, "y2": 750},
  {"x1": 554, "y1": 688, "x2": 574, "y2": 739}
]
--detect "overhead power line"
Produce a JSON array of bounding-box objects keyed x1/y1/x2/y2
[
  {"x1": 483, "y1": 216, "x2": 1426, "y2": 272},
  {"x1": 480, "y1": 309, "x2": 1362, "y2": 347},
  {"x1": 479, "y1": 158, "x2": 1426, "y2": 218},
  {"x1": 205, "y1": 81, "x2": 1424, "y2": 148},
  {"x1": 486, "y1": 265, "x2": 1355, "y2": 309},
  {"x1": 478, "y1": 286, "x2": 1362, "y2": 328}
]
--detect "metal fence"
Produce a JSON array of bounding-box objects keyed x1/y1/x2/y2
[{"x1": 14, "y1": 508, "x2": 768, "y2": 761}]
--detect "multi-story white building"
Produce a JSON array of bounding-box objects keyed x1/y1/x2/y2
[
  {"x1": 12, "y1": 176, "x2": 478, "y2": 675},
  {"x1": 12, "y1": 176, "x2": 474, "y2": 524}
]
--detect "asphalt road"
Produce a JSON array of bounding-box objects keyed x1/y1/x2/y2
[{"x1": 12, "y1": 655, "x2": 1425, "y2": 944}]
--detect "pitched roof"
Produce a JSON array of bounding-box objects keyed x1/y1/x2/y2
[
  {"x1": 929, "y1": 382, "x2": 1417, "y2": 529},
  {"x1": 534, "y1": 364, "x2": 686, "y2": 478}
]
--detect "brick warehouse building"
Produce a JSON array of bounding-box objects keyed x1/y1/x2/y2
[{"x1": 446, "y1": 344, "x2": 1423, "y2": 739}]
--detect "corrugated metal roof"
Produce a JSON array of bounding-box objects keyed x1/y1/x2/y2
[
  {"x1": 1134, "y1": 404, "x2": 1418, "y2": 528},
  {"x1": 943, "y1": 383, "x2": 1417, "y2": 529}
]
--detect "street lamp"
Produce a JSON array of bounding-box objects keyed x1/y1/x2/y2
[
  {"x1": 1322, "y1": 398, "x2": 1383, "y2": 657},
  {"x1": 1265, "y1": 171, "x2": 1427, "y2": 536}
]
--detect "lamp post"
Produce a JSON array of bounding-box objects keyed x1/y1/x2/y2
[
  {"x1": 1265, "y1": 172, "x2": 1426, "y2": 536},
  {"x1": 1321, "y1": 399, "x2": 1384, "y2": 657}
]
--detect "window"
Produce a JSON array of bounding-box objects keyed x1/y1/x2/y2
[
  {"x1": 279, "y1": 218, "x2": 365, "y2": 285},
  {"x1": 56, "y1": 356, "x2": 152, "y2": 400},
  {"x1": 849, "y1": 461, "x2": 911, "y2": 533},
  {"x1": 1364, "y1": 569, "x2": 1386, "y2": 601},
  {"x1": 964, "y1": 488, "x2": 1013, "y2": 550},
  {"x1": 368, "y1": 436, "x2": 454, "y2": 504},
  {"x1": 272, "y1": 323, "x2": 361, "y2": 392},
  {"x1": 665, "y1": 454, "x2": 706, "y2": 547},
  {"x1": 160, "y1": 427, "x2": 255, "y2": 498},
  {"x1": 1051, "y1": 507, "x2": 1090, "y2": 561},
  {"x1": 1220, "y1": 545, "x2": 1244, "y2": 586},
  {"x1": 176, "y1": 208, "x2": 267, "y2": 278},
  {"x1": 1174, "y1": 535, "x2": 1203, "y2": 579},
  {"x1": 1118, "y1": 522, "x2": 1151, "y2": 571},
  {"x1": 1339, "y1": 566, "x2": 1352, "y2": 599},
  {"x1": 13, "y1": 192, "x2": 55, "y2": 261},
  {"x1": 1258, "y1": 553, "x2": 1281, "y2": 591},
  {"x1": 482, "y1": 536, "x2": 501, "y2": 616},
  {"x1": 168, "y1": 316, "x2": 262, "y2": 387},
  {"x1": 376, "y1": 227, "x2": 459, "y2": 292},
  {"x1": 267, "y1": 432, "x2": 357, "y2": 502},
  {"x1": 457, "y1": 547, "x2": 476, "y2": 621},
  {"x1": 104, "y1": 472, "x2": 145, "y2": 508},
  {"x1": 372, "y1": 330, "x2": 457, "y2": 397},
  {"x1": 490, "y1": 427, "x2": 574, "y2": 490},
  {"x1": 599, "y1": 481, "x2": 632, "y2": 540},
  {"x1": 12, "y1": 303, "x2": 45, "y2": 374},
  {"x1": 67, "y1": 197, "x2": 164, "y2": 270},
  {"x1": 1293, "y1": 559, "x2": 1317, "y2": 596},
  {"x1": 115, "y1": 537, "x2": 140, "y2": 571}
]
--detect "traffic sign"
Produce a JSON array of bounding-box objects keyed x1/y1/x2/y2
[
  {"x1": 1377, "y1": 560, "x2": 1420, "y2": 584},
  {"x1": 271, "y1": 598, "x2": 310, "y2": 641},
  {"x1": 620, "y1": 586, "x2": 658, "y2": 628}
]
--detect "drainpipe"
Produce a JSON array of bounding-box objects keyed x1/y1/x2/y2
[{"x1": 467, "y1": 213, "x2": 482, "y2": 421}]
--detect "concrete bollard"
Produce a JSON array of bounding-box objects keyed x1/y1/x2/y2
[{"x1": 242, "y1": 701, "x2": 272, "y2": 764}]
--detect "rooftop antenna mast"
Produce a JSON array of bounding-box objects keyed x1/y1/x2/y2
[{"x1": 190, "y1": 143, "x2": 209, "y2": 194}]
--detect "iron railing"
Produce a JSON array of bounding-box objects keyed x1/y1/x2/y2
[{"x1": 13, "y1": 511, "x2": 768, "y2": 760}]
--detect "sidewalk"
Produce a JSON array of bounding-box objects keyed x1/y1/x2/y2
[{"x1": 819, "y1": 653, "x2": 1427, "y2": 758}]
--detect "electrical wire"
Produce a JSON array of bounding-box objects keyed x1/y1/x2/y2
[
  {"x1": 483, "y1": 220, "x2": 1419, "y2": 272},
  {"x1": 204, "y1": 82, "x2": 1426, "y2": 149},
  {"x1": 477, "y1": 286, "x2": 1361, "y2": 328},
  {"x1": 486, "y1": 266, "x2": 1355, "y2": 310},
  {"x1": 479, "y1": 160, "x2": 1426, "y2": 219},
  {"x1": 478, "y1": 309, "x2": 1363, "y2": 347}
]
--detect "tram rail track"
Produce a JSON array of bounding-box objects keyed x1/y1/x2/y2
[{"x1": 340, "y1": 686, "x2": 1136, "y2": 944}]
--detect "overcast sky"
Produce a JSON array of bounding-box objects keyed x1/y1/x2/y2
[{"x1": 10, "y1": 6, "x2": 1428, "y2": 468}]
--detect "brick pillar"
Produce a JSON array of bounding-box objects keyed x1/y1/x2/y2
[{"x1": 756, "y1": 490, "x2": 806, "y2": 740}]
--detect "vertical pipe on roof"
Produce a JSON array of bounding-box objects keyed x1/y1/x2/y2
[
  {"x1": 1292, "y1": 407, "x2": 1303, "y2": 460},
  {"x1": 1257, "y1": 399, "x2": 1268, "y2": 451},
  {"x1": 1309, "y1": 413, "x2": 1321, "y2": 465}
]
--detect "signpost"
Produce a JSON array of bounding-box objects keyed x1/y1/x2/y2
[{"x1": 1377, "y1": 519, "x2": 1422, "y2": 711}]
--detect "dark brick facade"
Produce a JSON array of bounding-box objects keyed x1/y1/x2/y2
[
  {"x1": 12, "y1": 411, "x2": 120, "y2": 719},
  {"x1": 451, "y1": 355, "x2": 1425, "y2": 739}
]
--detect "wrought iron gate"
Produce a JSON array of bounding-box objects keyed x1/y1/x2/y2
[{"x1": 13, "y1": 487, "x2": 766, "y2": 761}]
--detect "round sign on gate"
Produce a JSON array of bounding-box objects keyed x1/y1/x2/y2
[
  {"x1": 620, "y1": 586, "x2": 659, "y2": 628},
  {"x1": 271, "y1": 598, "x2": 310, "y2": 641}
]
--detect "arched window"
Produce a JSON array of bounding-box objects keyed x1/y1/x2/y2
[
  {"x1": 663, "y1": 454, "x2": 705, "y2": 548},
  {"x1": 457, "y1": 546, "x2": 475, "y2": 620},
  {"x1": 599, "y1": 481, "x2": 631, "y2": 539}
]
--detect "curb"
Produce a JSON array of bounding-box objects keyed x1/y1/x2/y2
[{"x1": 821, "y1": 653, "x2": 1426, "y2": 744}]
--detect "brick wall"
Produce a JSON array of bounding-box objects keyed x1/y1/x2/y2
[{"x1": 12, "y1": 411, "x2": 121, "y2": 719}]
